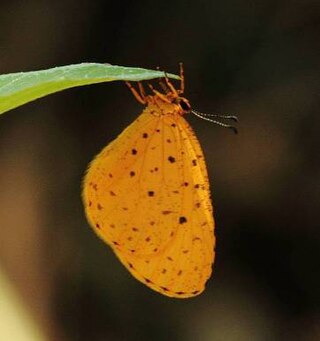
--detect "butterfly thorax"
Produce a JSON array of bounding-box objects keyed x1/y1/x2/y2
[{"x1": 144, "y1": 92, "x2": 191, "y2": 118}]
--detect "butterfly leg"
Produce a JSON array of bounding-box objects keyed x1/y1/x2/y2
[
  {"x1": 178, "y1": 62, "x2": 185, "y2": 94},
  {"x1": 148, "y1": 83, "x2": 172, "y2": 103},
  {"x1": 154, "y1": 65, "x2": 171, "y2": 94},
  {"x1": 138, "y1": 82, "x2": 147, "y2": 101},
  {"x1": 126, "y1": 81, "x2": 146, "y2": 104},
  {"x1": 159, "y1": 80, "x2": 170, "y2": 94},
  {"x1": 163, "y1": 71, "x2": 179, "y2": 98}
]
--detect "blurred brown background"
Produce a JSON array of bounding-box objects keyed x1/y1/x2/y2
[{"x1": 0, "y1": 1, "x2": 319, "y2": 340}]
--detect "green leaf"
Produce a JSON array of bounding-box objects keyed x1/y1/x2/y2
[{"x1": 0, "y1": 63, "x2": 180, "y2": 115}]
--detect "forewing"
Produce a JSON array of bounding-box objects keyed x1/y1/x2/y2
[
  {"x1": 112, "y1": 114, "x2": 215, "y2": 298},
  {"x1": 83, "y1": 109, "x2": 186, "y2": 257}
]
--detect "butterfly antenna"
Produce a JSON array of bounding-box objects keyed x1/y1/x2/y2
[
  {"x1": 191, "y1": 110, "x2": 238, "y2": 134},
  {"x1": 193, "y1": 111, "x2": 238, "y2": 122}
]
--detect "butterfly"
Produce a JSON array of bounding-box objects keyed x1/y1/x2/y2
[{"x1": 82, "y1": 64, "x2": 237, "y2": 298}]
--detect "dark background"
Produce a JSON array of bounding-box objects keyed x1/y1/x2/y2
[{"x1": 0, "y1": 1, "x2": 319, "y2": 340}]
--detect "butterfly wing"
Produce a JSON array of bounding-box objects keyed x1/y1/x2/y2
[
  {"x1": 83, "y1": 108, "x2": 215, "y2": 298},
  {"x1": 83, "y1": 109, "x2": 186, "y2": 257}
]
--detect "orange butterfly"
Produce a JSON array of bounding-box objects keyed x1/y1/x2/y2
[{"x1": 82, "y1": 64, "x2": 237, "y2": 298}]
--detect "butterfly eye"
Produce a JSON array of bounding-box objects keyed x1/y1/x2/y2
[{"x1": 179, "y1": 99, "x2": 191, "y2": 111}]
